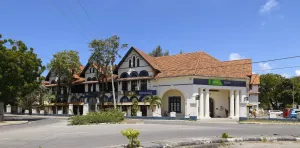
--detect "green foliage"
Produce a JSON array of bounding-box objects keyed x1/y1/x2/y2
[
  {"x1": 89, "y1": 35, "x2": 127, "y2": 109},
  {"x1": 143, "y1": 95, "x2": 162, "y2": 112},
  {"x1": 285, "y1": 104, "x2": 293, "y2": 108},
  {"x1": 259, "y1": 74, "x2": 300, "y2": 109},
  {"x1": 69, "y1": 108, "x2": 124, "y2": 125},
  {"x1": 262, "y1": 137, "x2": 267, "y2": 142},
  {"x1": 149, "y1": 45, "x2": 169, "y2": 57},
  {"x1": 221, "y1": 132, "x2": 229, "y2": 138},
  {"x1": 131, "y1": 98, "x2": 139, "y2": 116},
  {"x1": 0, "y1": 34, "x2": 44, "y2": 105},
  {"x1": 121, "y1": 128, "x2": 141, "y2": 148},
  {"x1": 179, "y1": 50, "x2": 183, "y2": 54}
]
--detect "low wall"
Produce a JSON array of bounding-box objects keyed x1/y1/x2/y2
[
  {"x1": 239, "y1": 117, "x2": 300, "y2": 122},
  {"x1": 125, "y1": 116, "x2": 197, "y2": 121}
]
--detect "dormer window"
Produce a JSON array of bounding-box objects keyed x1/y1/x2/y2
[
  {"x1": 133, "y1": 56, "x2": 136, "y2": 67},
  {"x1": 137, "y1": 58, "x2": 140, "y2": 67},
  {"x1": 129, "y1": 59, "x2": 131, "y2": 68},
  {"x1": 130, "y1": 71, "x2": 138, "y2": 77},
  {"x1": 139, "y1": 70, "x2": 149, "y2": 77}
]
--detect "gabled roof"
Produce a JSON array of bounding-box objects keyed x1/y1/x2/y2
[
  {"x1": 250, "y1": 74, "x2": 260, "y2": 85},
  {"x1": 114, "y1": 47, "x2": 161, "y2": 72},
  {"x1": 115, "y1": 47, "x2": 252, "y2": 79}
]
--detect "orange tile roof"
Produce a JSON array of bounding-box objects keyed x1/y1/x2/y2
[
  {"x1": 131, "y1": 47, "x2": 252, "y2": 79},
  {"x1": 250, "y1": 74, "x2": 260, "y2": 85}
]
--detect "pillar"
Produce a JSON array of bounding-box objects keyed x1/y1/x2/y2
[
  {"x1": 83, "y1": 104, "x2": 89, "y2": 115},
  {"x1": 204, "y1": 88, "x2": 210, "y2": 118},
  {"x1": 6, "y1": 104, "x2": 11, "y2": 113},
  {"x1": 127, "y1": 106, "x2": 131, "y2": 117},
  {"x1": 235, "y1": 90, "x2": 240, "y2": 118},
  {"x1": 199, "y1": 88, "x2": 204, "y2": 119},
  {"x1": 229, "y1": 89, "x2": 234, "y2": 118},
  {"x1": 68, "y1": 104, "x2": 73, "y2": 115}
]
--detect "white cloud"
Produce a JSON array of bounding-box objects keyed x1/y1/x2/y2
[
  {"x1": 258, "y1": 62, "x2": 271, "y2": 71},
  {"x1": 281, "y1": 73, "x2": 290, "y2": 78},
  {"x1": 252, "y1": 72, "x2": 257, "y2": 74},
  {"x1": 296, "y1": 70, "x2": 300, "y2": 76},
  {"x1": 259, "y1": 0, "x2": 279, "y2": 14},
  {"x1": 229, "y1": 53, "x2": 245, "y2": 61}
]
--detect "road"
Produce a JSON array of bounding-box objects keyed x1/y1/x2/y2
[{"x1": 1, "y1": 118, "x2": 300, "y2": 148}]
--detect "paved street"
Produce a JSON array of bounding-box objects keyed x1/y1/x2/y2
[{"x1": 1, "y1": 118, "x2": 300, "y2": 148}]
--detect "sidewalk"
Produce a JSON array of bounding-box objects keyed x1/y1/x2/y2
[{"x1": 0, "y1": 120, "x2": 28, "y2": 126}]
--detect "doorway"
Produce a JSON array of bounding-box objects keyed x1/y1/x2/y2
[
  {"x1": 209, "y1": 98, "x2": 215, "y2": 117},
  {"x1": 140, "y1": 106, "x2": 147, "y2": 116}
]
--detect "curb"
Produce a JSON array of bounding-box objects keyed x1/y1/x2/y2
[
  {"x1": 106, "y1": 136, "x2": 300, "y2": 148},
  {"x1": 0, "y1": 121, "x2": 29, "y2": 127}
]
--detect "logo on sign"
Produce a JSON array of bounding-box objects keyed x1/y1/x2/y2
[{"x1": 208, "y1": 79, "x2": 223, "y2": 86}]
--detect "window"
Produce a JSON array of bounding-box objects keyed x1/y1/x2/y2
[
  {"x1": 169, "y1": 96, "x2": 181, "y2": 113},
  {"x1": 92, "y1": 77, "x2": 97, "y2": 81},
  {"x1": 93, "y1": 84, "x2": 96, "y2": 92},
  {"x1": 63, "y1": 86, "x2": 67, "y2": 94},
  {"x1": 89, "y1": 68, "x2": 92, "y2": 73},
  {"x1": 120, "y1": 72, "x2": 129, "y2": 78},
  {"x1": 52, "y1": 87, "x2": 56, "y2": 94},
  {"x1": 137, "y1": 58, "x2": 140, "y2": 67},
  {"x1": 139, "y1": 70, "x2": 149, "y2": 77},
  {"x1": 87, "y1": 77, "x2": 92, "y2": 81},
  {"x1": 249, "y1": 84, "x2": 252, "y2": 90},
  {"x1": 131, "y1": 80, "x2": 138, "y2": 91},
  {"x1": 140, "y1": 80, "x2": 147, "y2": 91},
  {"x1": 51, "y1": 80, "x2": 56, "y2": 84},
  {"x1": 130, "y1": 71, "x2": 138, "y2": 77},
  {"x1": 129, "y1": 59, "x2": 131, "y2": 68},
  {"x1": 122, "y1": 81, "x2": 128, "y2": 91},
  {"x1": 133, "y1": 56, "x2": 136, "y2": 67},
  {"x1": 122, "y1": 106, "x2": 127, "y2": 112},
  {"x1": 88, "y1": 84, "x2": 92, "y2": 92}
]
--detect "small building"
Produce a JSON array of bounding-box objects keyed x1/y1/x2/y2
[{"x1": 247, "y1": 74, "x2": 260, "y2": 111}]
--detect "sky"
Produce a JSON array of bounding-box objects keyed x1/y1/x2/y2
[{"x1": 1, "y1": 0, "x2": 300, "y2": 77}]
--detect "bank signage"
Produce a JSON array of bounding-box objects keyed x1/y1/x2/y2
[
  {"x1": 193, "y1": 78, "x2": 246, "y2": 87},
  {"x1": 136, "y1": 90, "x2": 157, "y2": 96}
]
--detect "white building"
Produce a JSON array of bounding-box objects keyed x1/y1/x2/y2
[{"x1": 41, "y1": 46, "x2": 258, "y2": 120}]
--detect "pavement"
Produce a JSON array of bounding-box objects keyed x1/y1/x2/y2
[{"x1": 1, "y1": 117, "x2": 300, "y2": 148}]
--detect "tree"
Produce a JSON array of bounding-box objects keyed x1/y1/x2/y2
[
  {"x1": 47, "y1": 50, "x2": 81, "y2": 109},
  {"x1": 149, "y1": 45, "x2": 169, "y2": 57},
  {"x1": 18, "y1": 85, "x2": 48, "y2": 115},
  {"x1": 259, "y1": 74, "x2": 284, "y2": 109},
  {"x1": 89, "y1": 35, "x2": 127, "y2": 109},
  {"x1": 179, "y1": 50, "x2": 183, "y2": 54},
  {"x1": 143, "y1": 95, "x2": 162, "y2": 112},
  {"x1": 131, "y1": 98, "x2": 139, "y2": 116},
  {"x1": 0, "y1": 34, "x2": 44, "y2": 105}
]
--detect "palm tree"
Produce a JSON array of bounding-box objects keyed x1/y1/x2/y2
[{"x1": 143, "y1": 95, "x2": 162, "y2": 112}]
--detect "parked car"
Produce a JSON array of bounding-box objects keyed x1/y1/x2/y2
[
  {"x1": 289, "y1": 109, "x2": 300, "y2": 118},
  {"x1": 268, "y1": 110, "x2": 283, "y2": 116}
]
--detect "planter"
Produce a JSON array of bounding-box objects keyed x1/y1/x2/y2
[
  {"x1": 136, "y1": 111, "x2": 142, "y2": 117},
  {"x1": 170, "y1": 112, "x2": 176, "y2": 117},
  {"x1": 40, "y1": 110, "x2": 45, "y2": 115}
]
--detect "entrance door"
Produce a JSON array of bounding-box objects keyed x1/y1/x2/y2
[
  {"x1": 140, "y1": 106, "x2": 147, "y2": 116},
  {"x1": 209, "y1": 98, "x2": 214, "y2": 117}
]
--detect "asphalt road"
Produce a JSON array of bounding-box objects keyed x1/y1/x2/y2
[{"x1": 1, "y1": 118, "x2": 300, "y2": 148}]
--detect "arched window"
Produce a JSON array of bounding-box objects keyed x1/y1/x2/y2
[
  {"x1": 137, "y1": 58, "x2": 140, "y2": 67},
  {"x1": 139, "y1": 70, "x2": 149, "y2": 77},
  {"x1": 133, "y1": 56, "x2": 136, "y2": 67},
  {"x1": 87, "y1": 77, "x2": 92, "y2": 81},
  {"x1": 129, "y1": 59, "x2": 131, "y2": 68},
  {"x1": 92, "y1": 77, "x2": 97, "y2": 81},
  {"x1": 89, "y1": 68, "x2": 92, "y2": 73},
  {"x1": 120, "y1": 72, "x2": 129, "y2": 78},
  {"x1": 51, "y1": 80, "x2": 56, "y2": 84},
  {"x1": 130, "y1": 71, "x2": 138, "y2": 77}
]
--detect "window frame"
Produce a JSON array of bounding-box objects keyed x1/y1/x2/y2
[
  {"x1": 122, "y1": 81, "x2": 128, "y2": 91},
  {"x1": 168, "y1": 96, "x2": 181, "y2": 113},
  {"x1": 133, "y1": 56, "x2": 136, "y2": 67},
  {"x1": 140, "y1": 80, "x2": 147, "y2": 91},
  {"x1": 131, "y1": 80, "x2": 138, "y2": 91}
]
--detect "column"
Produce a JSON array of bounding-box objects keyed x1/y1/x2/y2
[
  {"x1": 6, "y1": 104, "x2": 11, "y2": 113},
  {"x1": 204, "y1": 88, "x2": 210, "y2": 118},
  {"x1": 235, "y1": 90, "x2": 240, "y2": 118},
  {"x1": 229, "y1": 89, "x2": 234, "y2": 118},
  {"x1": 68, "y1": 104, "x2": 73, "y2": 115},
  {"x1": 199, "y1": 88, "x2": 204, "y2": 118},
  {"x1": 83, "y1": 104, "x2": 89, "y2": 115}
]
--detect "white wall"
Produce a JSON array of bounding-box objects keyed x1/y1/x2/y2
[{"x1": 210, "y1": 90, "x2": 229, "y2": 118}]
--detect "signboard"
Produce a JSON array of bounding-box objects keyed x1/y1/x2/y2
[
  {"x1": 124, "y1": 91, "x2": 136, "y2": 96},
  {"x1": 193, "y1": 78, "x2": 246, "y2": 87},
  {"x1": 136, "y1": 90, "x2": 157, "y2": 96}
]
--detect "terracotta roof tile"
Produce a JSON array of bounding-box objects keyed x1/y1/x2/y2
[{"x1": 250, "y1": 74, "x2": 260, "y2": 84}]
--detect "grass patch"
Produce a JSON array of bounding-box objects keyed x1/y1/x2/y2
[{"x1": 69, "y1": 108, "x2": 124, "y2": 125}]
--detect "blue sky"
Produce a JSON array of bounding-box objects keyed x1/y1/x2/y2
[{"x1": 1, "y1": 0, "x2": 300, "y2": 77}]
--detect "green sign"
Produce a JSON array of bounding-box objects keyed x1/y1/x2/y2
[{"x1": 208, "y1": 79, "x2": 223, "y2": 86}]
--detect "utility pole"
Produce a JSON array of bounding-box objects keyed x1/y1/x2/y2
[{"x1": 293, "y1": 84, "x2": 295, "y2": 109}]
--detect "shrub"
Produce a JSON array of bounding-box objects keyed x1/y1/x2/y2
[
  {"x1": 131, "y1": 98, "x2": 139, "y2": 116},
  {"x1": 262, "y1": 137, "x2": 267, "y2": 142},
  {"x1": 121, "y1": 128, "x2": 141, "y2": 148},
  {"x1": 221, "y1": 132, "x2": 229, "y2": 138},
  {"x1": 69, "y1": 108, "x2": 124, "y2": 125}
]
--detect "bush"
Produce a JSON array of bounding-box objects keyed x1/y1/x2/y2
[
  {"x1": 69, "y1": 108, "x2": 124, "y2": 125},
  {"x1": 121, "y1": 128, "x2": 141, "y2": 148},
  {"x1": 221, "y1": 132, "x2": 229, "y2": 138}
]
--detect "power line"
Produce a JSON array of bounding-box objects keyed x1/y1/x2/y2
[
  {"x1": 51, "y1": 0, "x2": 90, "y2": 41},
  {"x1": 255, "y1": 65, "x2": 300, "y2": 72},
  {"x1": 77, "y1": 0, "x2": 93, "y2": 23}
]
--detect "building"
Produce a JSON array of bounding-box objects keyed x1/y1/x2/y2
[
  {"x1": 41, "y1": 46, "x2": 258, "y2": 119},
  {"x1": 247, "y1": 74, "x2": 260, "y2": 111}
]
